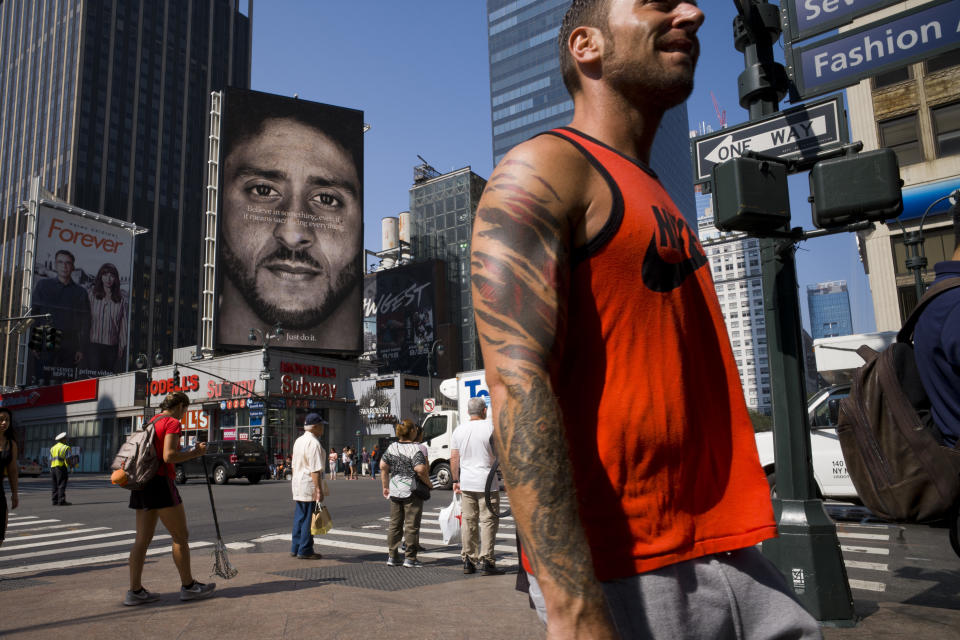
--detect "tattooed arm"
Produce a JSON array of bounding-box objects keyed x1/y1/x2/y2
[{"x1": 471, "y1": 138, "x2": 617, "y2": 639}]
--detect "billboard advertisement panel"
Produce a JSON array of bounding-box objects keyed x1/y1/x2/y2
[
  {"x1": 365, "y1": 261, "x2": 444, "y2": 375},
  {"x1": 28, "y1": 204, "x2": 135, "y2": 385},
  {"x1": 215, "y1": 88, "x2": 364, "y2": 354}
]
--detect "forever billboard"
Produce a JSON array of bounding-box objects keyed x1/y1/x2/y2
[
  {"x1": 215, "y1": 89, "x2": 364, "y2": 354},
  {"x1": 27, "y1": 204, "x2": 135, "y2": 385}
]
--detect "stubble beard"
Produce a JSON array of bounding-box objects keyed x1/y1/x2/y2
[
  {"x1": 605, "y1": 41, "x2": 697, "y2": 111},
  {"x1": 222, "y1": 241, "x2": 360, "y2": 330}
]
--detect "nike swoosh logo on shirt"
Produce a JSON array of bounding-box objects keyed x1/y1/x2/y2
[{"x1": 641, "y1": 205, "x2": 708, "y2": 293}]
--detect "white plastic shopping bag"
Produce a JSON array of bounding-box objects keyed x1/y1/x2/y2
[{"x1": 439, "y1": 493, "x2": 462, "y2": 545}]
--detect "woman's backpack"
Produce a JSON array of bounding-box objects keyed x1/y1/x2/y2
[
  {"x1": 836, "y1": 278, "x2": 960, "y2": 522},
  {"x1": 110, "y1": 415, "x2": 162, "y2": 490}
]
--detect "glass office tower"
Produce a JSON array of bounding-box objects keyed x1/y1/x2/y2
[
  {"x1": 409, "y1": 165, "x2": 488, "y2": 372},
  {"x1": 487, "y1": 0, "x2": 697, "y2": 223},
  {"x1": 807, "y1": 281, "x2": 854, "y2": 339},
  {"x1": 0, "y1": 0, "x2": 250, "y2": 387}
]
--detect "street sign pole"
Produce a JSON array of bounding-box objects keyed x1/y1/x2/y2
[{"x1": 731, "y1": 0, "x2": 855, "y2": 625}]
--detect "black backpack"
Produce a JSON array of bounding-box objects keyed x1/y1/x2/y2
[{"x1": 836, "y1": 278, "x2": 960, "y2": 523}]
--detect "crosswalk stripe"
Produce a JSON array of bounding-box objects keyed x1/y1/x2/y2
[
  {"x1": 0, "y1": 530, "x2": 136, "y2": 552},
  {"x1": 844, "y1": 560, "x2": 888, "y2": 572},
  {"x1": 837, "y1": 531, "x2": 889, "y2": 541},
  {"x1": 7, "y1": 516, "x2": 40, "y2": 521},
  {"x1": 7, "y1": 519, "x2": 60, "y2": 528},
  {"x1": 0, "y1": 541, "x2": 213, "y2": 577},
  {"x1": 250, "y1": 532, "x2": 518, "y2": 562},
  {"x1": 4, "y1": 523, "x2": 86, "y2": 535},
  {"x1": 0, "y1": 535, "x2": 170, "y2": 562},
  {"x1": 849, "y1": 579, "x2": 886, "y2": 592},
  {"x1": 322, "y1": 528, "x2": 519, "y2": 551},
  {"x1": 1, "y1": 527, "x2": 112, "y2": 543},
  {"x1": 841, "y1": 545, "x2": 889, "y2": 556},
  {"x1": 417, "y1": 526, "x2": 516, "y2": 541},
  {"x1": 420, "y1": 517, "x2": 515, "y2": 529}
]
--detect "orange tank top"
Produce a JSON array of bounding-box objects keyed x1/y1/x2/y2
[{"x1": 545, "y1": 128, "x2": 777, "y2": 581}]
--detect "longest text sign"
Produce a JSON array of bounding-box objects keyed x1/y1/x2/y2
[
  {"x1": 788, "y1": 0, "x2": 960, "y2": 100},
  {"x1": 782, "y1": 0, "x2": 905, "y2": 42}
]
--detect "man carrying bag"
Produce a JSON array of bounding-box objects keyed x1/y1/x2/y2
[{"x1": 290, "y1": 413, "x2": 326, "y2": 560}]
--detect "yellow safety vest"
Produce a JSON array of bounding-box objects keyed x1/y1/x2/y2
[{"x1": 50, "y1": 442, "x2": 71, "y2": 468}]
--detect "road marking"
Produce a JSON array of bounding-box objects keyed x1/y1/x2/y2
[
  {"x1": 0, "y1": 529, "x2": 128, "y2": 550},
  {"x1": 323, "y1": 528, "x2": 519, "y2": 550},
  {"x1": 0, "y1": 541, "x2": 213, "y2": 577},
  {"x1": 309, "y1": 537, "x2": 518, "y2": 562},
  {"x1": 837, "y1": 531, "x2": 889, "y2": 541},
  {"x1": 841, "y1": 545, "x2": 889, "y2": 556},
  {"x1": 0, "y1": 535, "x2": 170, "y2": 561},
  {"x1": 3, "y1": 523, "x2": 86, "y2": 535},
  {"x1": 844, "y1": 560, "x2": 888, "y2": 571},
  {"x1": 848, "y1": 579, "x2": 886, "y2": 592},
  {"x1": 7, "y1": 519, "x2": 61, "y2": 528},
  {"x1": 225, "y1": 542, "x2": 255, "y2": 550},
  {"x1": 420, "y1": 515, "x2": 515, "y2": 529},
  {"x1": 252, "y1": 534, "x2": 291, "y2": 543},
  {"x1": 417, "y1": 526, "x2": 516, "y2": 541},
  {"x1": 360, "y1": 525, "x2": 381, "y2": 529},
  {"x1": 7, "y1": 516, "x2": 40, "y2": 521}
]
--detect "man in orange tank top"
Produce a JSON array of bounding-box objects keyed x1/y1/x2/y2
[{"x1": 471, "y1": 1, "x2": 820, "y2": 638}]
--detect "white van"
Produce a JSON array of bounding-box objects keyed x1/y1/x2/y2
[{"x1": 420, "y1": 369, "x2": 488, "y2": 489}]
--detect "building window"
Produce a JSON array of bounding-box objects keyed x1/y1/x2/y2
[
  {"x1": 932, "y1": 102, "x2": 960, "y2": 158},
  {"x1": 926, "y1": 49, "x2": 960, "y2": 74},
  {"x1": 878, "y1": 114, "x2": 923, "y2": 166},
  {"x1": 873, "y1": 66, "x2": 911, "y2": 89}
]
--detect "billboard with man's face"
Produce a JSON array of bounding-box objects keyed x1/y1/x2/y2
[
  {"x1": 215, "y1": 88, "x2": 364, "y2": 353},
  {"x1": 27, "y1": 204, "x2": 135, "y2": 385}
]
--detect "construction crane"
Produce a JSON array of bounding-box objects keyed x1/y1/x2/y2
[{"x1": 711, "y1": 91, "x2": 727, "y2": 129}]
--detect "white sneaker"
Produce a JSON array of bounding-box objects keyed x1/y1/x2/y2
[
  {"x1": 179, "y1": 580, "x2": 216, "y2": 601},
  {"x1": 123, "y1": 588, "x2": 159, "y2": 606},
  {"x1": 403, "y1": 558, "x2": 423, "y2": 568},
  {"x1": 386, "y1": 555, "x2": 401, "y2": 567}
]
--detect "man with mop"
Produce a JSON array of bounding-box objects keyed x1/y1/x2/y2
[{"x1": 291, "y1": 413, "x2": 326, "y2": 559}]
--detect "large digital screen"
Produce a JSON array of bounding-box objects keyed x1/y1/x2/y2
[
  {"x1": 27, "y1": 204, "x2": 135, "y2": 384},
  {"x1": 215, "y1": 88, "x2": 364, "y2": 353}
]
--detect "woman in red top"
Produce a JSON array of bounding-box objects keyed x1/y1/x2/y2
[{"x1": 125, "y1": 391, "x2": 215, "y2": 606}]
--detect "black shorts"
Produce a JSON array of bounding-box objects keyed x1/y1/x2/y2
[{"x1": 128, "y1": 473, "x2": 182, "y2": 510}]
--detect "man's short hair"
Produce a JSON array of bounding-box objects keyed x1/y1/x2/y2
[
  {"x1": 467, "y1": 397, "x2": 487, "y2": 417},
  {"x1": 224, "y1": 89, "x2": 362, "y2": 177},
  {"x1": 54, "y1": 249, "x2": 75, "y2": 264},
  {"x1": 558, "y1": 0, "x2": 612, "y2": 96}
]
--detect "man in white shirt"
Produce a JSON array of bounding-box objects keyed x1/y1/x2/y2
[
  {"x1": 291, "y1": 413, "x2": 326, "y2": 560},
  {"x1": 452, "y1": 397, "x2": 504, "y2": 576}
]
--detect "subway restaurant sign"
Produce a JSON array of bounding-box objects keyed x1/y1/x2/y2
[{"x1": 786, "y1": 0, "x2": 960, "y2": 100}]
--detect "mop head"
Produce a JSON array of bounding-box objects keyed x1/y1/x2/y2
[{"x1": 212, "y1": 540, "x2": 238, "y2": 579}]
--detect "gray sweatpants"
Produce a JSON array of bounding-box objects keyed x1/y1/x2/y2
[{"x1": 528, "y1": 547, "x2": 822, "y2": 639}]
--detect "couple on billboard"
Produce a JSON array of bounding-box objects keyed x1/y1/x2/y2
[{"x1": 31, "y1": 249, "x2": 127, "y2": 384}]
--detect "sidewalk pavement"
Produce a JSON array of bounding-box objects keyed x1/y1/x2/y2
[{"x1": 0, "y1": 543, "x2": 957, "y2": 639}]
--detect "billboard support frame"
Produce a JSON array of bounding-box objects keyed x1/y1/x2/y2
[{"x1": 200, "y1": 90, "x2": 223, "y2": 359}]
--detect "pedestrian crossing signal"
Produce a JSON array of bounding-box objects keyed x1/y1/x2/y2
[{"x1": 28, "y1": 326, "x2": 44, "y2": 351}]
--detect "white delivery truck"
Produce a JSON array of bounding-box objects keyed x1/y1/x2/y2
[
  {"x1": 419, "y1": 369, "x2": 488, "y2": 489},
  {"x1": 754, "y1": 331, "x2": 896, "y2": 501}
]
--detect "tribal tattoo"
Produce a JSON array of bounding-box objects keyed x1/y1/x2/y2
[{"x1": 471, "y1": 163, "x2": 604, "y2": 601}]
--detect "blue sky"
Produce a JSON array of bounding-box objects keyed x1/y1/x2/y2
[{"x1": 249, "y1": 1, "x2": 877, "y2": 334}]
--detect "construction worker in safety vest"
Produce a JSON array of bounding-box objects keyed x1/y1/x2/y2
[{"x1": 50, "y1": 432, "x2": 72, "y2": 506}]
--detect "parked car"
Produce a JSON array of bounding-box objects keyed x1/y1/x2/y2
[
  {"x1": 18, "y1": 459, "x2": 42, "y2": 477},
  {"x1": 175, "y1": 440, "x2": 269, "y2": 485},
  {"x1": 754, "y1": 385, "x2": 858, "y2": 501}
]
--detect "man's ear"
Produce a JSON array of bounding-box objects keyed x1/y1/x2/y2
[{"x1": 569, "y1": 25, "x2": 603, "y2": 67}]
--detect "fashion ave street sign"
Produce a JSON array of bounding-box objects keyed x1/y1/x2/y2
[
  {"x1": 691, "y1": 95, "x2": 848, "y2": 185},
  {"x1": 787, "y1": 0, "x2": 960, "y2": 100}
]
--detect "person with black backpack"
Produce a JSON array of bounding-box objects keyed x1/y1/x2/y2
[
  {"x1": 125, "y1": 391, "x2": 215, "y2": 606},
  {"x1": 914, "y1": 210, "x2": 960, "y2": 448}
]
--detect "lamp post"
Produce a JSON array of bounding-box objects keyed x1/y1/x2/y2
[
  {"x1": 423, "y1": 339, "x2": 444, "y2": 400},
  {"x1": 134, "y1": 350, "x2": 164, "y2": 410},
  {"x1": 901, "y1": 189, "x2": 960, "y2": 300},
  {"x1": 249, "y1": 324, "x2": 284, "y2": 452}
]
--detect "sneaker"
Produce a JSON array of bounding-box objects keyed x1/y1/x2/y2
[
  {"x1": 479, "y1": 559, "x2": 505, "y2": 576},
  {"x1": 179, "y1": 580, "x2": 216, "y2": 601},
  {"x1": 403, "y1": 558, "x2": 423, "y2": 568},
  {"x1": 386, "y1": 555, "x2": 402, "y2": 567},
  {"x1": 123, "y1": 588, "x2": 159, "y2": 606},
  {"x1": 463, "y1": 558, "x2": 476, "y2": 575},
  {"x1": 296, "y1": 553, "x2": 323, "y2": 560}
]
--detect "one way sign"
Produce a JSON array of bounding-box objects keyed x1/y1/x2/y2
[{"x1": 691, "y1": 95, "x2": 848, "y2": 185}]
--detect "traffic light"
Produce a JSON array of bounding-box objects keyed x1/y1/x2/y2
[
  {"x1": 43, "y1": 326, "x2": 62, "y2": 351},
  {"x1": 28, "y1": 326, "x2": 43, "y2": 351},
  {"x1": 809, "y1": 148, "x2": 903, "y2": 229},
  {"x1": 267, "y1": 408, "x2": 282, "y2": 427},
  {"x1": 711, "y1": 157, "x2": 791, "y2": 234}
]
